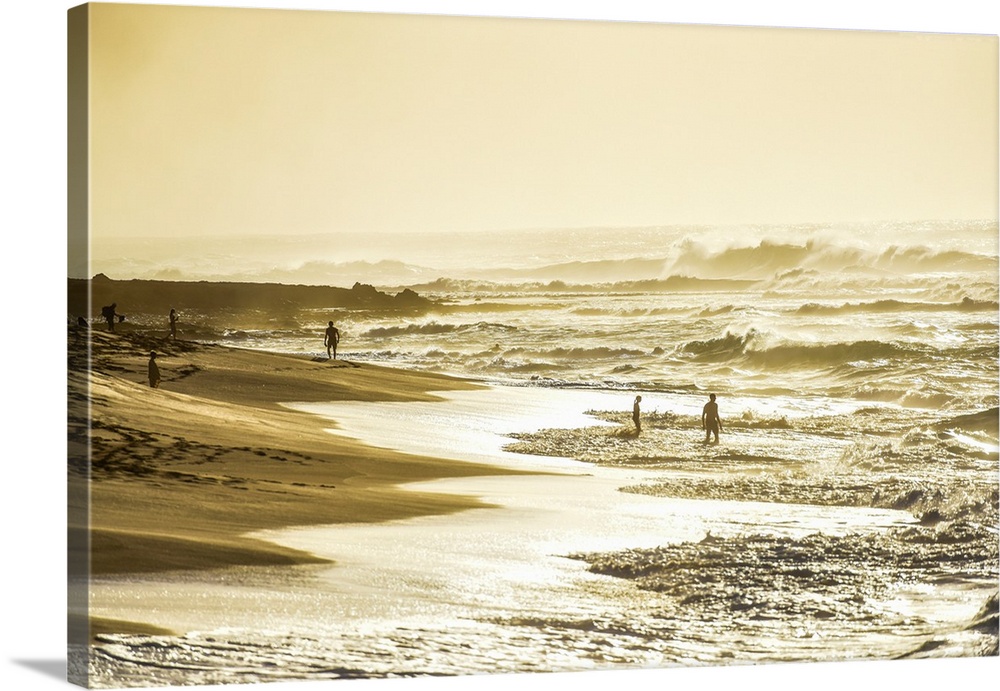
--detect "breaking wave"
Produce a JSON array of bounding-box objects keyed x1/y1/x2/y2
[
  {"x1": 668, "y1": 237, "x2": 996, "y2": 281},
  {"x1": 796, "y1": 297, "x2": 998, "y2": 316},
  {"x1": 680, "y1": 330, "x2": 921, "y2": 367},
  {"x1": 362, "y1": 321, "x2": 518, "y2": 338}
]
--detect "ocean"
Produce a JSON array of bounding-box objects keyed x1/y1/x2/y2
[
  {"x1": 95, "y1": 221, "x2": 999, "y2": 406},
  {"x1": 85, "y1": 220, "x2": 999, "y2": 685}
]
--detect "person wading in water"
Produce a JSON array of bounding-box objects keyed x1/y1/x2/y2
[{"x1": 702, "y1": 393, "x2": 723, "y2": 444}]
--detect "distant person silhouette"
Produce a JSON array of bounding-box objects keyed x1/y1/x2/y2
[
  {"x1": 633, "y1": 395, "x2": 642, "y2": 435},
  {"x1": 702, "y1": 393, "x2": 723, "y2": 444},
  {"x1": 168, "y1": 308, "x2": 178, "y2": 340},
  {"x1": 101, "y1": 303, "x2": 120, "y2": 332},
  {"x1": 72, "y1": 316, "x2": 89, "y2": 345},
  {"x1": 325, "y1": 321, "x2": 341, "y2": 360},
  {"x1": 148, "y1": 351, "x2": 161, "y2": 388}
]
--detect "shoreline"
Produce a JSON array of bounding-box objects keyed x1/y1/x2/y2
[
  {"x1": 70, "y1": 327, "x2": 999, "y2": 660},
  {"x1": 71, "y1": 329, "x2": 539, "y2": 638},
  {"x1": 93, "y1": 384, "x2": 996, "y2": 676}
]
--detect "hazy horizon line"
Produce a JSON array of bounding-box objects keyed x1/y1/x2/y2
[{"x1": 92, "y1": 217, "x2": 999, "y2": 241}]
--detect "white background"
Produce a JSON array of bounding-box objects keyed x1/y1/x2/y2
[{"x1": 2, "y1": 1, "x2": 997, "y2": 690}]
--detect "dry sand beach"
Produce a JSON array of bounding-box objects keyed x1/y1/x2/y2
[{"x1": 68, "y1": 327, "x2": 534, "y2": 642}]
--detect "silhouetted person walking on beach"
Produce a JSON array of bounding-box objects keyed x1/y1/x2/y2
[
  {"x1": 702, "y1": 393, "x2": 722, "y2": 444},
  {"x1": 633, "y1": 395, "x2": 642, "y2": 435},
  {"x1": 325, "y1": 321, "x2": 341, "y2": 360},
  {"x1": 168, "y1": 308, "x2": 178, "y2": 340},
  {"x1": 101, "y1": 303, "x2": 120, "y2": 332},
  {"x1": 148, "y1": 351, "x2": 161, "y2": 388}
]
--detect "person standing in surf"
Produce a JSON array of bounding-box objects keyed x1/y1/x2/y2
[
  {"x1": 101, "y1": 303, "x2": 120, "y2": 332},
  {"x1": 324, "y1": 321, "x2": 341, "y2": 360},
  {"x1": 168, "y1": 308, "x2": 178, "y2": 340},
  {"x1": 633, "y1": 395, "x2": 642, "y2": 435},
  {"x1": 702, "y1": 393, "x2": 722, "y2": 444}
]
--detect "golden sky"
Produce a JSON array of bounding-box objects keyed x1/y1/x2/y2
[{"x1": 84, "y1": 3, "x2": 998, "y2": 238}]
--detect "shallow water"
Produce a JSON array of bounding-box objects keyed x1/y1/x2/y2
[{"x1": 88, "y1": 387, "x2": 997, "y2": 687}]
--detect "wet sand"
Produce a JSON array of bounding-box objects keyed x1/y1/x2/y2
[
  {"x1": 89, "y1": 388, "x2": 947, "y2": 685},
  {"x1": 70, "y1": 329, "x2": 532, "y2": 639}
]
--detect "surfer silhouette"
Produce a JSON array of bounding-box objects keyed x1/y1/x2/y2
[
  {"x1": 702, "y1": 393, "x2": 722, "y2": 444},
  {"x1": 148, "y1": 351, "x2": 161, "y2": 388},
  {"x1": 324, "y1": 321, "x2": 341, "y2": 360},
  {"x1": 633, "y1": 395, "x2": 642, "y2": 435}
]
